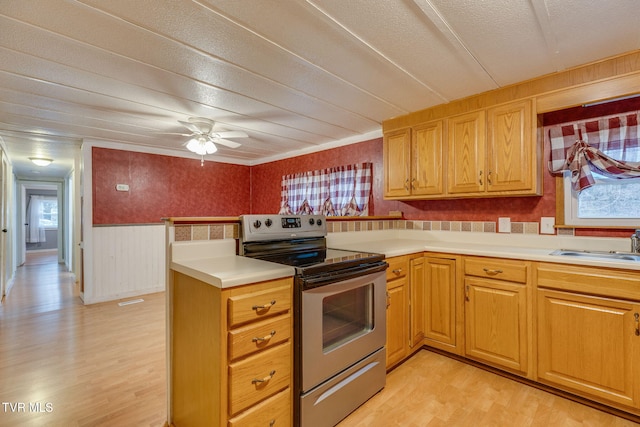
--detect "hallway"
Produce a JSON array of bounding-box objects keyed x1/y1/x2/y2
[{"x1": 0, "y1": 251, "x2": 167, "y2": 426}]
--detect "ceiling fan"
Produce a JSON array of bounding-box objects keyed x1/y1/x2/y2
[{"x1": 176, "y1": 117, "x2": 248, "y2": 165}]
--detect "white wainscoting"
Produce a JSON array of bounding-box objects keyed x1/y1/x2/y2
[{"x1": 90, "y1": 224, "x2": 165, "y2": 303}]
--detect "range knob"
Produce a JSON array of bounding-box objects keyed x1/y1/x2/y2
[
  {"x1": 317, "y1": 219, "x2": 322, "y2": 226},
  {"x1": 265, "y1": 219, "x2": 273, "y2": 227},
  {"x1": 253, "y1": 220, "x2": 262, "y2": 229},
  {"x1": 309, "y1": 218, "x2": 315, "y2": 225}
]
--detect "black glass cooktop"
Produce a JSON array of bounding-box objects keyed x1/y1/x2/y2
[{"x1": 250, "y1": 247, "x2": 385, "y2": 275}]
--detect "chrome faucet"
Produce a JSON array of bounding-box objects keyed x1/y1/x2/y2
[{"x1": 632, "y1": 230, "x2": 640, "y2": 253}]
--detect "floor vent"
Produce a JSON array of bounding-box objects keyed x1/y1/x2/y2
[{"x1": 118, "y1": 298, "x2": 144, "y2": 306}]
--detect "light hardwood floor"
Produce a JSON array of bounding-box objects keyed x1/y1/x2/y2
[
  {"x1": 0, "y1": 252, "x2": 167, "y2": 426},
  {"x1": 1, "y1": 252, "x2": 638, "y2": 426}
]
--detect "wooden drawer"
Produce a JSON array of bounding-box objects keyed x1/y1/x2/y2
[
  {"x1": 386, "y1": 256, "x2": 408, "y2": 281},
  {"x1": 228, "y1": 387, "x2": 291, "y2": 427},
  {"x1": 228, "y1": 279, "x2": 292, "y2": 328},
  {"x1": 536, "y1": 262, "x2": 640, "y2": 300},
  {"x1": 228, "y1": 314, "x2": 291, "y2": 361},
  {"x1": 228, "y1": 341, "x2": 291, "y2": 416},
  {"x1": 465, "y1": 257, "x2": 528, "y2": 284}
]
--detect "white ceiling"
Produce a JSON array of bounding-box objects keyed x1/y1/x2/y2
[{"x1": 1, "y1": 0, "x2": 639, "y2": 180}]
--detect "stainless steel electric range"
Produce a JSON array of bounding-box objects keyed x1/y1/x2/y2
[{"x1": 240, "y1": 214, "x2": 388, "y2": 427}]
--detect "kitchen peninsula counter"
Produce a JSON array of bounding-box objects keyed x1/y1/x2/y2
[{"x1": 170, "y1": 239, "x2": 294, "y2": 288}]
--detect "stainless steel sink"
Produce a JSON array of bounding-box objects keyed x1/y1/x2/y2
[{"x1": 550, "y1": 249, "x2": 640, "y2": 262}]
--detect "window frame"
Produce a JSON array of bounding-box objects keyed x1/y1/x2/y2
[
  {"x1": 561, "y1": 171, "x2": 640, "y2": 228},
  {"x1": 39, "y1": 196, "x2": 59, "y2": 230}
]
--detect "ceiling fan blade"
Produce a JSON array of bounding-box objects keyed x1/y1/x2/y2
[
  {"x1": 213, "y1": 138, "x2": 242, "y2": 148},
  {"x1": 154, "y1": 131, "x2": 193, "y2": 136},
  {"x1": 178, "y1": 120, "x2": 202, "y2": 134},
  {"x1": 213, "y1": 130, "x2": 248, "y2": 139}
]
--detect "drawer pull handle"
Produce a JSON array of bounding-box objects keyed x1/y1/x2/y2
[
  {"x1": 270, "y1": 420, "x2": 276, "y2": 427},
  {"x1": 252, "y1": 300, "x2": 276, "y2": 311},
  {"x1": 252, "y1": 370, "x2": 276, "y2": 384},
  {"x1": 386, "y1": 291, "x2": 390, "y2": 308},
  {"x1": 479, "y1": 170, "x2": 483, "y2": 186},
  {"x1": 635, "y1": 313, "x2": 639, "y2": 336},
  {"x1": 252, "y1": 330, "x2": 276, "y2": 342},
  {"x1": 392, "y1": 269, "x2": 402, "y2": 274},
  {"x1": 482, "y1": 268, "x2": 503, "y2": 275}
]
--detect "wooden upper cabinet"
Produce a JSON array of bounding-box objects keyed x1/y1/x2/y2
[
  {"x1": 384, "y1": 122, "x2": 444, "y2": 199},
  {"x1": 486, "y1": 99, "x2": 536, "y2": 193},
  {"x1": 412, "y1": 121, "x2": 444, "y2": 196},
  {"x1": 383, "y1": 128, "x2": 412, "y2": 198},
  {"x1": 447, "y1": 99, "x2": 540, "y2": 197},
  {"x1": 447, "y1": 110, "x2": 486, "y2": 194},
  {"x1": 383, "y1": 98, "x2": 541, "y2": 200}
]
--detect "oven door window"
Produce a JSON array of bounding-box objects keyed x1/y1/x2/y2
[{"x1": 322, "y1": 283, "x2": 373, "y2": 352}]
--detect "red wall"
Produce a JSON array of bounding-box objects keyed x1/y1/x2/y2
[
  {"x1": 250, "y1": 138, "x2": 391, "y2": 215},
  {"x1": 251, "y1": 137, "x2": 554, "y2": 222},
  {"x1": 92, "y1": 147, "x2": 250, "y2": 224},
  {"x1": 92, "y1": 143, "x2": 631, "y2": 237}
]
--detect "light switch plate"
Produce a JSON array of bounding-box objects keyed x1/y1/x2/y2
[
  {"x1": 541, "y1": 217, "x2": 556, "y2": 234},
  {"x1": 498, "y1": 217, "x2": 511, "y2": 233}
]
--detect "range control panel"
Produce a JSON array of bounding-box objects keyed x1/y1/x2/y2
[{"x1": 240, "y1": 214, "x2": 326, "y2": 242}]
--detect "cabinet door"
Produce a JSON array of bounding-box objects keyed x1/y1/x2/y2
[
  {"x1": 412, "y1": 121, "x2": 444, "y2": 196},
  {"x1": 424, "y1": 257, "x2": 457, "y2": 350},
  {"x1": 383, "y1": 128, "x2": 411, "y2": 197},
  {"x1": 409, "y1": 256, "x2": 425, "y2": 348},
  {"x1": 386, "y1": 277, "x2": 408, "y2": 369},
  {"x1": 447, "y1": 110, "x2": 486, "y2": 194},
  {"x1": 486, "y1": 100, "x2": 536, "y2": 193},
  {"x1": 537, "y1": 289, "x2": 640, "y2": 408},
  {"x1": 464, "y1": 277, "x2": 527, "y2": 374}
]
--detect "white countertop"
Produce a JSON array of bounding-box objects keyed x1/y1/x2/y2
[
  {"x1": 170, "y1": 230, "x2": 640, "y2": 289},
  {"x1": 328, "y1": 230, "x2": 640, "y2": 271},
  {"x1": 170, "y1": 240, "x2": 294, "y2": 288}
]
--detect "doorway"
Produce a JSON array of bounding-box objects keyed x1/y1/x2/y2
[{"x1": 17, "y1": 181, "x2": 65, "y2": 268}]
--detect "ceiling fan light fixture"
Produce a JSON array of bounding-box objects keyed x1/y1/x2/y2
[
  {"x1": 29, "y1": 157, "x2": 53, "y2": 167},
  {"x1": 186, "y1": 136, "x2": 217, "y2": 156}
]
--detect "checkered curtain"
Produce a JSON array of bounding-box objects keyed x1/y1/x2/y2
[
  {"x1": 546, "y1": 110, "x2": 640, "y2": 191},
  {"x1": 279, "y1": 162, "x2": 372, "y2": 216}
]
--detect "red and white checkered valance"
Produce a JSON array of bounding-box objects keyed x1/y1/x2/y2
[
  {"x1": 279, "y1": 163, "x2": 372, "y2": 216},
  {"x1": 546, "y1": 110, "x2": 640, "y2": 191}
]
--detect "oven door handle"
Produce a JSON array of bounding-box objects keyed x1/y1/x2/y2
[{"x1": 301, "y1": 261, "x2": 388, "y2": 289}]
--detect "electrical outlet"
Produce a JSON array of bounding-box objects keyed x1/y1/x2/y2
[
  {"x1": 541, "y1": 217, "x2": 556, "y2": 234},
  {"x1": 498, "y1": 217, "x2": 511, "y2": 233},
  {"x1": 116, "y1": 184, "x2": 130, "y2": 192}
]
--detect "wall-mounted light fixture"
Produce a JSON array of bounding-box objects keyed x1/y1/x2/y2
[{"x1": 29, "y1": 157, "x2": 53, "y2": 167}]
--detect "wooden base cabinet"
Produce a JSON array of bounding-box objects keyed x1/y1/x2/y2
[
  {"x1": 385, "y1": 256, "x2": 409, "y2": 369},
  {"x1": 385, "y1": 253, "x2": 426, "y2": 370},
  {"x1": 536, "y1": 263, "x2": 640, "y2": 412},
  {"x1": 423, "y1": 255, "x2": 461, "y2": 354},
  {"x1": 463, "y1": 257, "x2": 529, "y2": 375},
  {"x1": 169, "y1": 271, "x2": 293, "y2": 427}
]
